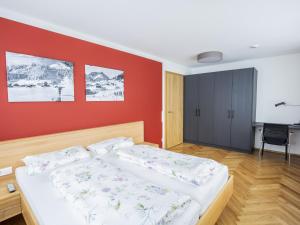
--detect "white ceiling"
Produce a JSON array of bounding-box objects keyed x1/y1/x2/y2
[{"x1": 1, "y1": 0, "x2": 300, "y2": 67}]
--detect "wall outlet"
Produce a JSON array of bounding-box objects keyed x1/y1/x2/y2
[{"x1": 0, "y1": 167, "x2": 13, "y2": 177}]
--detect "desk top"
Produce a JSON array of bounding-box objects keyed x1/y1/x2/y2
[{"x1": 253, "y1": 122, "x2": 300, "y2": 130}]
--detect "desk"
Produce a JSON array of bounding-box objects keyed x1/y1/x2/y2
[{"x1": 253, "y1": 122, "x2": 300, "y2": 130}]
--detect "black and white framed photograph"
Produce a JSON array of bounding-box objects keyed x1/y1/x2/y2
[
  {"x1": 6, "y1": 52, "x2": 74, "y2": 102},
  {"x1": 85, "y1": 65, "x2": 124, "y2": 101}
]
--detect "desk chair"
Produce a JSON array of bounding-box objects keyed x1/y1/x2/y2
[{"x1": 260, "y1": 123, "x2": 290, "y2": 161}]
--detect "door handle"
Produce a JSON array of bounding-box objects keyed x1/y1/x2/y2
[
  {"x1": 231, "y1": 110, "x2": 235, "y2": 119},
  {"x1": 168, "y1": 111, "x2": 173, "y2": 114}
]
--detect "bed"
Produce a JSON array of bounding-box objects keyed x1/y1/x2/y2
[{"x1": 0, "y1": 121, "x2": 233, "y2": 225}]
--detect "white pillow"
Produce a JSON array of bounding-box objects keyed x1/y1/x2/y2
[
  {"x1": 23, "y1": 146, "x2": 90, "y2": 175},
  {"x1": 87, "y1": 137, "x2": 134, "y2": 155}
]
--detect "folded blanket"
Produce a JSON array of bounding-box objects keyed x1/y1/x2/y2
[
  {"x1": 117, "y1": 145, "x2": 226, "y2": 186},
  {"x1": 50, "y1": 157, "x2": 194, "y2": 225}
]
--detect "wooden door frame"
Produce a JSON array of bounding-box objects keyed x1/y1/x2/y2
[{"x1": 164, "y1": 71, "x2": 183, "y2": 148}]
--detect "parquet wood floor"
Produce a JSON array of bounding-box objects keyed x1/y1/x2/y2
[
  {"x1": 170, "y1": 143, "x2": 300, "y2": 225},
  {"x1": 2, "y1": 143, "x2": 300, "y2": 225}
]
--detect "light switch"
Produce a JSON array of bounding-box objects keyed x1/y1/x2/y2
[{"x1": 0, "y1": 167, "x2": 13, "y2": 177}]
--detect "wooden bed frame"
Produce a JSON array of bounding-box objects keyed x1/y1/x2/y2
[{"x1": 0, "y1": 121, "x2": 233, "y2": 225}]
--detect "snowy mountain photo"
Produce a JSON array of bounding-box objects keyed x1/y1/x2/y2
[
  {"x1": 6, "y1": 52, "x2": 74, "y2": 102},
  {"x1": 85, "y1": 65, "x2": 124, "y2": 101}
]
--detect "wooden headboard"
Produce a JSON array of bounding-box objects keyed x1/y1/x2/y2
[{"x1": 0, "y1": 121, "x2": 144, "y2": 173}]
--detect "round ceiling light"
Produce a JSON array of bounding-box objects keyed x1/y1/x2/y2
[
  {"x1": 197, "y1": 51, "x2": 223, "y2": 63},
  {"x1": 250, "y1": 44, "x2": 260, "y2": 49}
]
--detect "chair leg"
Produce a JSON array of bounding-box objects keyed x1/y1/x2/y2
[
  {"x1": 288, "y1": 144, "x2": 291, "y2": 165},
  {"x1": 285, "y1": 145, "x2": 288, "y2": 161},
  {"x1": 261, "y1": 142, "x2": 265, "y2": 157}
]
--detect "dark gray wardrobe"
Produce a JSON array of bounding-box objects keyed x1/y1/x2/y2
[{"x1": 184, "y1": 68, "x2": 257, "y2": 153}]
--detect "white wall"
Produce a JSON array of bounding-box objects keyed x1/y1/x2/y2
[{"x1": 189, "y1": 53, "x2": 300, "y2": 155}]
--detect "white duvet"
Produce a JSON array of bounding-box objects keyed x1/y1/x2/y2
[
  {"x1": 117, "y1": 145, "x2": 226, "y2": 186},
  {"x1": 50, "y1": 157, "x2": 197, "y2": 225}
]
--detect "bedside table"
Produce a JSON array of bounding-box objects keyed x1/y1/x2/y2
[{"x1": 0, "y1": 177, "x2": 21, "y2": 222}]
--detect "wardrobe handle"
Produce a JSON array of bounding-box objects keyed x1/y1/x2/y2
[
  {"x1": 195, "y1": 108, "x2": 198, "y2": 117},
  {"x1": 231, "y1": 110, "x2": 235, "y2": 119},
  {"x1": 227, "y1": 110, "x2": 231, "y2": 119},
  {"x1": 198, "y1": 108, "x2": 201, "y2": 117}
]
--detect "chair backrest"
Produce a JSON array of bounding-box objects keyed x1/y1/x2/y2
[{"x1": 263, "y1": 123, "x2": 289, "y2": 145}]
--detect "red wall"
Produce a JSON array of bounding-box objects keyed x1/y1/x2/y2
[{"x1": 0, "y1": 18, "x2": 162, "y2": 145}]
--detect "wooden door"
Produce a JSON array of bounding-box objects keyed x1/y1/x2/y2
[{"x1": 165, "y1": 71, "x2": 183, "y2": 148}]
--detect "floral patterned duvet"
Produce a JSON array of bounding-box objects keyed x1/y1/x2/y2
[
  {"x1": 117, "y1": 145, "x2": 226, "y2": 186},
  {"x1": 50, "y1": 157, "x2": 195, "y2": 225}
]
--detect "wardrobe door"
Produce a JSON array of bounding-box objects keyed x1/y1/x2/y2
[
  {"x1": 197, "y1": 74, "x2": 215, "y2": 144},
  {"x1": 184, "y1": 75, "x2": 199, "y2": 142},
  {"x1": 213, "y1": 71, "x2": 233, "y2": 147},
  {"x1": 231, "y1": 68, "x2": 255, "y2": 152}
]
